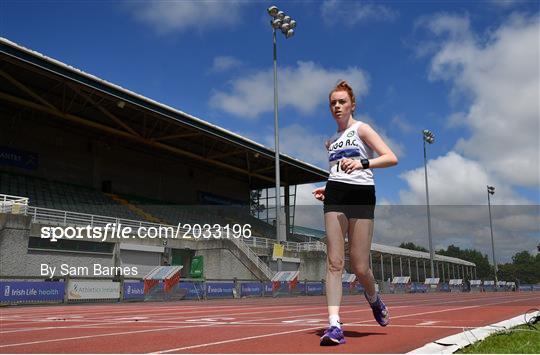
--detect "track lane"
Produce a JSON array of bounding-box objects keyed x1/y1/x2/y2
[{"x1": 0, "y1": 292, "x2": 537, "y2": 354}]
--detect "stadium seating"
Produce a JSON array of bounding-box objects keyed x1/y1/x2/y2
[
  {"x1": 0, "y1": 172, "x2": 280, "y2": 238},
  {"x1": 0, "y1": 172, "x2": 138, "y2": 220},
  {"x1": 120, "y1": 195, "x2": 277, "y2": 238}
]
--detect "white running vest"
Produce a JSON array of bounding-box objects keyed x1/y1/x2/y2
[{"x1": 327, "y1": 121, "x2": 374, "y2": 185}]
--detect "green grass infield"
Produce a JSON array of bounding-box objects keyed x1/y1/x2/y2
[{"x1": 457, "y1": 325, "x2": 540, "y2": 354}]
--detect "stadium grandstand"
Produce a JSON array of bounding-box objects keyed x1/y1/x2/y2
[{"x1": 0, "y1": 37, "x2": 476, "y2": 294}]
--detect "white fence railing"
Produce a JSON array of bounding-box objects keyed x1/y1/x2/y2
[
  {"x1": 244, "y1": 236, "x2": 327, "y2": 253},
  {"x1": 0, "y1": 193, "x2": 327, "y2": 281},
  {"x1": 22, "y1": 206, "x2": 325, "y2": 253},
  {"x1": 26, "y1": 205, "x2": 181, "y2": 232},
  {"x1": 23, "y1": 204, "x2": 276, "y2": 280},
  {"x1": 0, "y1": 194, "x2": 29, "y2": 214}
]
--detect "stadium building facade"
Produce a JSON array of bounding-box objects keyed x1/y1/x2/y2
[{"x1": 0, "y1": 37, "x2": 476, "y2": 286}]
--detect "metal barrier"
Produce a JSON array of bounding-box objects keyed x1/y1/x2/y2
[
  {"x1": 0, "y1": 194, "x2": 28, "y2": 214},
  {"x1": 0, "y1": 193, "x2": 325, "y2": 257},
  {"x1": 243, "y1": 236, "x2": 326, "y2": 253},
  {"x1": 1, "y1": 193, "x2": 330, "y2": 282}
]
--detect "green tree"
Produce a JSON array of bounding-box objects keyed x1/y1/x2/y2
[
  {"x1": 501, "y1": 250, "x2": 540, "y2": 284},
  {"x1": 512, "y1": 251, "x2": 534, "y2": 265},
  {"x1": 398, "y1": 242, "x2": 428, "y2": 252},
  {"x1": 437, "y1": 244, "x2": 493, "y2": 279}
]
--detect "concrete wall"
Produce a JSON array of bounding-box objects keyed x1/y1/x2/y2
[
  {"x1": 1, "y1": 214, "x2": 268, "y2": 280},
  {"x1": 298, "y1": 251, "x2": 326, "y2": 281},
  {"x1": 0, "y1": 214, "x2": 113, "y2": 278},
  {"x1": 247, "y1": 245, "x2": 326, "y2": 281},
  {"x1": 195, "y1": 248, "x2": 257, "y2": 280}
]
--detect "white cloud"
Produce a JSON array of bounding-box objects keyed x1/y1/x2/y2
[
  {"x1": 271, "y1": 124, "x2": 329, "y2": 168},
  {"x1": 239, "y1": 123, "x2": 329, "y2": 169},
  {"x1": 392, "y1": 11, "x2": 539, "y2": 262},
  {"x1": 425, "y1": 14, "x2": 540, "y2": 188},
  {"x1": 210, "y1": 61, "x2": 369, "y2": 119},
  {"x1": 209, "y1": 56, "x2": 243, "y2": 73},
  {"x1": 391, "y1": 115, "x2": 414, "y2": 134},
  {"x1": 398, "y1": 151, "x2": 531, "y2": 205},
  {"x1": 373, "y1": 204, "x2": 539, "y2": 263},
  {"x1": 321, "y1": 0, "x2": 398, "y2": 26},
  {"x1": 418, "y1": 13, "x2": 471, "y2": 40},
  {"x1": 126, "y1": 1, "x2": 245, "y2": 34},
  {"x1": 391, "y1": 14, "x2": 538, "y2": 266}
]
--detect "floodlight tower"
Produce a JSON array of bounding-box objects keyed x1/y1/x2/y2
[
  {"x1": 422, "y1": 129, "x2": 435, "y2": 278},
  {"x1": 267, "y1": 5, "x2": 296, "y2": 271},
  {"x1": 487, "y1": 185, "x2": 497, "y2": 283}
]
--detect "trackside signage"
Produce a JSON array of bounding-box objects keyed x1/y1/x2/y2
[
  {"x1": 0, "y1": 281, "x2": 64, "y2": 303},
  {"x1": 306, "y1": 282, "x2": 323, "y2": 295},
  {"x1": 178, "y1": 282, "x2": 204, "y2": 299},
  {"x1": 264, "y1": 282, "x2": 273, "y2": 295},
  {"x1": 123, "y1": 282, "x2": 145, "y2": 300},
  {"x1": 241, "y1": 282, "x2": 262, "y2": 297},
  {"x1": 206, "y1": 282, "x2": 234, "y2": 298},
  {"x1": 67, "y1": 280, "x2": 120, "y2": 300}
]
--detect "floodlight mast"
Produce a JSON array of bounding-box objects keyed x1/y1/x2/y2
[{"x1": 266, "y1": 5, "x2": 296, "y2": 272}]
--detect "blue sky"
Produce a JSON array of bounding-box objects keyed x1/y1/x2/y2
[{"x1": 1, "y1": 0, "x2": 539, "y2": 261}]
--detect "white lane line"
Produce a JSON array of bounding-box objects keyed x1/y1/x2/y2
[
  {"x1": 0, "y1": 304, "x2": 341, "y2": 334},
  {"x1": 416, "y1": 321, "x2": 441, "y2": 326},
  {"x1": 0, "y1": 323, "x2": 217, "y2": 349},
  {"x1": 0, "y1": 292, "x2": 527, "y2": 334},
  {"x1": 150, "y1": 295, "x2": 539, "y2": 354},
  {"x1": 228, "y1": 294, "x2": 526, "y2": 325},
  {"x1": 1, "y1": 293, "x2": 533, "y2": 348},
  {"x1": 1, "y1": 303, "x2": 310, "y2": 320},
  {"x1": 0, "y1": 292, "x2": 495, "y2": 318}
]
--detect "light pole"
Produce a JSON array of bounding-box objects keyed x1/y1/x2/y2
[
  {"x1": 487, "y1": 185, "x2": 497, "y2": 283},
  {"x1": 422, "y1": 129, "x2": 435, "y2": 278},
  {"x1": 267, "y1": 6, "x2": 296, "y2": 271}
]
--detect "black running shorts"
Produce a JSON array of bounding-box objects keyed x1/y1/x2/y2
[{"x1": 323, "y1": 180, "x2": 376, "y2": 219}]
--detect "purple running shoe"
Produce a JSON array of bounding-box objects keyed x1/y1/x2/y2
[
  {"x1": 320, "y1": 326, "x2": 345, "y2": 345},
  {"x1": 364, "y1": 292, "x2": 390, "y2": 326}
]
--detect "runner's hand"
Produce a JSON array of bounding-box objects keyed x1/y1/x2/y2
[
  {"x1": 340, "y1": 158, "x2": 362, "y2": 174},
  {"x1": 312, "y1": 187, "x2": 326, "y2": 201}
]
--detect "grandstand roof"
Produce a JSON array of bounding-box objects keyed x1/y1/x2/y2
[
  {"x1": 293, "y1": 225, "x2": 475, "y2": 266},
  {"x1": 292, "y1": 225, "x2": 326, "y2": 239},
  {"x1": 371, "y1": 243, "x2": 476, "y2": 267},
  {"x1": 0, "y1": 37, "x2": 328, "y2": 189}
]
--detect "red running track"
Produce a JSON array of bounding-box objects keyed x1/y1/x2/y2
[{"x1": 1, "y1": 292, "x2": 538, "y2": 353}]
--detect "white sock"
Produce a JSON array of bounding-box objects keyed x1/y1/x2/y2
[
  {"x1": 329, "y1": 314, "x2": 341, "y2": 328},
  {"x1": 366, "y1": 291, "x2": 378, "y2": 303}
]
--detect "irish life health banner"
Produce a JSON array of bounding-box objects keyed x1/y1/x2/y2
[{"x1": 1, "y1": 281, "x2": 64, "y2": 303}]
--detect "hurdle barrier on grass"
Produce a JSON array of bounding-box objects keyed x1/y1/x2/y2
[
  {"x1": 483, "y1": 280, "x2": 496, "y2": 292},
  {"x1": 424, "y1": 277, "x2": 440, "y2": 292},
  {"x1": 470, "y1": 279, "x2": 482, "y2": 292},
  {"x1": 391, "y1": 276, "x2": 412, "y2": 294},
  {"x1": 448, "y1": 279, "x2": 463, "y2": 292},
  {"x1": 410, "y1": 282, "x2": 428, "y2": 293},
  {"x1": 496, "y1": 280, "x2": 507, "y2": 291}
]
